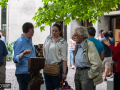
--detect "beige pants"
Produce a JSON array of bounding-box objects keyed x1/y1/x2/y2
[
  {"x1": 102, "y1": 57, "x2": 112, "y2": 68},
  {"x1": 0, "y1": 65, "x2": 5, "y2": 90}
]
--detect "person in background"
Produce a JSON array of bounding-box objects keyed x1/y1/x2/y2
[
  {"x1": 43, "y1": 23, "x2": 68, "y2": 90},
  {"x1": 87, "y1": 26, "x2": 104, "y2": 90},
  {"x1": 104, "y1": 40, "x2": 120, "y2": 90},
  {"x1": 0, "y1": 37, "x2": 8, "y2": 90},
  {"x1": 99, "y1": 31, "x2": 112, "y2": 81},
  {"x1": 97, "y1": 30, "x2": 104, "y2": 40},
  {"x1": 74, "y1": 26, "x2": 102, "y2": 90},
  {"x1": 107, "y1": 31, "x2": 115, "y2": 78},
  {"x1": 13, "y1": 22, "x2": 36, "y2": 90},
  {"x1": 87, "y1": 26, "x2": 104, "y2": 61},
  {"x1": 69, "y1": 35, "x2": 76, "y2": 69},
  {"x1": 0, "y1": 30, "x2": 6, "y2": 43}
]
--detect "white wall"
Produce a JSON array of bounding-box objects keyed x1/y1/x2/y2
[
  {"x1": 6, "y1": 0, "x2": 50, "y2": 45},
  {"x1": 94, "y1": 16, "x2": 110, "y2": 38},
  {"x1": 67, "y1": 19, "x2": 82, "y2": 66},
  {"x1": 0, "y1": 7, "x2": 1, "y2": 30}
]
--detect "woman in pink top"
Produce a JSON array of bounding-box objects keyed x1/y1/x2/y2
[{"x1": 69, "y1": 35, "x2": 76, "y2": 69}]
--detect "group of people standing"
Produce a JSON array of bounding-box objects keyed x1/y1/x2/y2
[
  {"x1": 97, "y1": 30, "x2": 120, "y2": 90},
  {"x1": 98, "y1": 30, "x2": 115, "y2": 81},
  {"x1": 0, "y1": 21, "x2": 120, "y2": 90}
]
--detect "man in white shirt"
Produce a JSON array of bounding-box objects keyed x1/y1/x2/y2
[{"x1": 97, "y1": 30, "x2": 104, "y2": 40}]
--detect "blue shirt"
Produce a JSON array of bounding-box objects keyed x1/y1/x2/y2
[
  {"x1": 13, "y1": 35, "x2": 36, "y2": 74},
  {"x1": 75, "y1": 39, "x2": 89, "y2": 68},
  {"x1": 88, "y1": 38, "x2": 104, "y2": 55},
  {"x1": 110, "y1": 38, "x2": 115, "y2": 46},
  {"x1": 0, "y1": 40, "x2": 8, "y2": 64},
  {"x1": 1, "y1": 36, "x2": 6, "y2": 43},
  {"x1": 100, "y1": 38, "x2": 112, "y2": 57}
]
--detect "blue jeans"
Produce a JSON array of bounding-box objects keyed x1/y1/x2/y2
[
  {"x1": 44, "y1": 62, "x2": 68, "y2": 90},
  {"x1": 15, "y1": 74, "x2": 31, "y2": 90},
  {"x1": 69, "y1": 50, "x2": 74, "y2": 65}
]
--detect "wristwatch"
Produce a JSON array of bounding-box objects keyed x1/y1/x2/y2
[{"x1": 62, "y1": 72, "x2": 66, "y2": 75}]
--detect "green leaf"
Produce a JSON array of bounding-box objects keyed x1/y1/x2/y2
[
  {"x1": 98, "y1": 19, "x2": 101, "y2": 23},
  {"x1": 32, "y1": 0, "x2": 120, "y2": 31},
  {"x1": 40, "y1": 26, "x2": 45, "y2": 32}
]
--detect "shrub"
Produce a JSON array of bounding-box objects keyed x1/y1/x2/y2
[{"x1": 5, "y1": 41, "x2": 15, "y2": 61}]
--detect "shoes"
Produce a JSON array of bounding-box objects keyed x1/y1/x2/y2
[
  {"x1": 107, "y1": 74, "x2": 112, "y2": 77},
  {"x1": 110, "y1": 75, "x2": 114, "y2": 78},
  {"x1": 104, "y1": 78, "x2": 107, "y2": 81},
  {"x1": 71, "y1": 65, "x2": 75, "y2": 69}
]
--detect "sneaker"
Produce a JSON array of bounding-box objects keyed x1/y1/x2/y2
[
  {"x1": 104, "y1": 78, "x2": 107, "y2": 81},
  {"x1": 110, "y1": 75, "x2": 114, "y2": 78},
  {"x1": 71, "y1": 65, "x2": 75, "y2": 69},
  {"x1": 107, "y1": 74, "x2": 112, "y2": 77}
]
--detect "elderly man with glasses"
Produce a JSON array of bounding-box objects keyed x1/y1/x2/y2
[{"x1": 73, "y1": 26, "x2": 103, "y2": 90}]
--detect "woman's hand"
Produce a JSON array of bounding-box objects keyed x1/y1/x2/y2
[
  {"x1": 62, "y1": 73, "x2": 67, "y2": 80},
  {"x1": 104, "y1": 40, "x2": 110, "y2": 46}
]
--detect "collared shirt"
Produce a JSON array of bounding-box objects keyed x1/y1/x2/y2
[
  {"x1": 0, "y1": 36, "x2": 6, "y2": 43},
  {"x1": 13, "y1": 34, "x2": 36, "y2": 74},
  {"x1": 75, "y1": 39, "x2": 89, "y2": 68},
  {"x1": 0, "y1": 40, "x2": 8, "y2": 64}
]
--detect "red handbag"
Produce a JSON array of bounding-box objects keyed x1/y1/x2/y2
[{"x1": 55, "y1": 80, "x2": 73, "y2": 90}]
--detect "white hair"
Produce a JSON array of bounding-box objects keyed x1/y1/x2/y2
[{"x1": 75, "y1": 26, "x2": 88, "y2": 39}]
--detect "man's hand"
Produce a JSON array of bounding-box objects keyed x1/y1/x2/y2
[
  {"x1": 19, "y1": 49, "x2": 31, "y2": 60},
  {"x1": 23, "y1": 50, "x2": 31, "y2": 55},
  {"x1": 104, "y1": 40, "x2": 110, "y2": 46}
]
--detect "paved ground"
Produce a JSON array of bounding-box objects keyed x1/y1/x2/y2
[{"x1": 5, "y1": 61, "x2": 110, "y2": 90}]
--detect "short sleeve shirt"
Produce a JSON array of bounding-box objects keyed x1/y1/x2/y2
[
  {"x1": 88, "y1": 38, "x2": 104, "y2": 55},
  {"x1": 0, "y1": 40, "x2": 8, "y2": 64},
  {"x1": 110, "y1": 38, "x2": 115, "y2": 46},
  {"x1": 69, "y1": 39, "x2": 76, "y2": 50},
  {"x1": 100, "y1": 38, "x2": 112, "y2": 57}
]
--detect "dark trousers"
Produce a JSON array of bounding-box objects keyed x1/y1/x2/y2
[
  {"x1": 15, "y1": 74, "x2": 31, "y2": 90},
  {"x1": 114, "y1": 72, "x2": 120, "y2": 90},
  {"x1": 74, "y1": 69, "x2": 95, "y2": 90},
  {"x1": 44, "y1": 73, "x2": 62, "y2": 90},
  {"x1": 44, "y1": 62, "x2": 68, "y2": 90}
]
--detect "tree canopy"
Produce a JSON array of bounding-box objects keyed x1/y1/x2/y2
[
  {"x1": 33, "y1": 0, "x2": 120, "y2": 31},
  {"x1": 0, "y1": 0, "x2": 8, "y2": 8},
  {"x1": 0, "y1": 0, "x2": 120, "y2": 32}
]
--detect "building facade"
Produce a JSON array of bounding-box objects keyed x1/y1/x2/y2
[{"x1": 2, "y1": 0, "x2": 50, "y2": 45}]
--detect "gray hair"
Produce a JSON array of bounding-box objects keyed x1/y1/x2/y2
[{"x1": 75, "y1": 26, "x2": 89, "y2": 39}]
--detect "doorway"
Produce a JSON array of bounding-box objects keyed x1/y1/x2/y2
[
  {"x1": 1, "y1": 7, "x2": 6, "y2": 37},
  {"x1": 111, "y1": 17, "x2": 120, "y2": 46}
]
